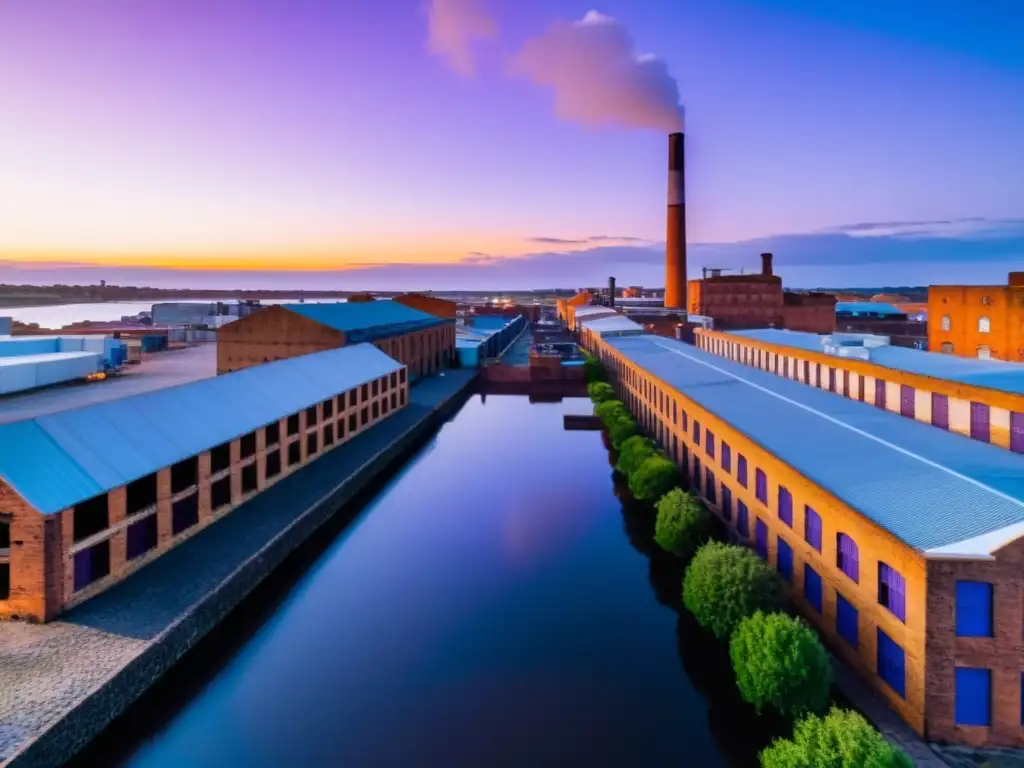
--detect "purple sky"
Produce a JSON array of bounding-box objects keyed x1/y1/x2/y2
[{"x1": 0, "y1": 0, "x2": 1021, "y2": 289}]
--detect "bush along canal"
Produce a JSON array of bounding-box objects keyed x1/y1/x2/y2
[
  {"x1": 73, "y1": 393, "x2": 783, "y2": 768},
  {"x1": 586, "y1": 362, "x2": 916, "y2": 768}
]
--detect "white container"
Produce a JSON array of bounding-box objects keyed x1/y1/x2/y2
[{"x1": 0, "y1": 352, "x2": 102, "y2": 394}]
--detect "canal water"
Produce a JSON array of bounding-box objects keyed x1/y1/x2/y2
[{"x1": 75, "y1": 394, "x2": 773, "y2": 767}]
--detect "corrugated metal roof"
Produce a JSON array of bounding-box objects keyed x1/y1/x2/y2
[
  {"x1": 605, "y1": 334, "x2": 1024, "y2": 554},
  {"x1": 0, "y1": 344, "x2": 403, "y2": 515},
  {"x1": 282, "y1": 301, "x2": 446, "y2": 343},
  {"x1": 835, "y1": 301, "x2": 903, "y2": 316},
  {"x1": 731, "y1": 328, "x2": 1024, "y2": 395},
  {"x1": 581, "y1": 316, "x2": 645, "y2": 335},
  {"x1": 573, "y1": 306, "x2": 619, "y2": 318}
]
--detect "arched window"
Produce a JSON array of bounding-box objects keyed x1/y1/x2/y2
[
  {"x1": 978, "y1": 316, "x2": 991, "y2": 333},
  {"x1": 837, "y1": 533, "x2": 859, "y2": 582},
  {"x1": 977, "y1": 345, "x2": 992, "y2": 360},
  {"x1": 940, "y1": 315, "x2": 951, "y2": 331},
  {"x1": 940, "y1": 342, "x2": 954, "y2": 354}
]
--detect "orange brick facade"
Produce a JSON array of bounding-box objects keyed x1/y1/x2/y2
[
  {"x1": 0, "y1": 369, "x2": 410, "y2": 623},
  {"x1": 587, "y1": 330, "x2": 1024, "y2": 747},
  {"x1": 217, "y1": 305, "x2": 455, "y2": 380},
  {"x1": 929, "y1": 273, "x2": 1024, "y2": 362}
]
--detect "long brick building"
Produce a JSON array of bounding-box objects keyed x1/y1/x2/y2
[
  {"x1": 584, "y1": 329, "x2": 1024, "y2": 748},
  {"x1": 694, "y1": 327, "x2": 1024, "y2": 455},
  {"x1": 0, "y1": 344, "x2": 409, "y2": 622},
  {"x1": 217, "y1": 301, "x2": 456, "y2": 380}
]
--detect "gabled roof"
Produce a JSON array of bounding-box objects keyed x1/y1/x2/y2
[
  {"x1": 281, "y1": 301, "x2": 446, "y2": 343},
  {"x1": 606, "y1": 334, "x2": 1024, "y2": 555},
  {"x1": 0, "y1": 344, "x2": 403, "y2": 515},
  {"x1": 580, "y1": 315, "x2": 645, "y2": 335}
]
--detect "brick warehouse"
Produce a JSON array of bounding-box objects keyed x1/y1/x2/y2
[
  {"x1": 694, "y1": 327, "x2": 1024, "y2": 455},
  {"x1": 0, "y1": 344, "x2": 409, "y2": 623},
  {"x1": 584, "y1": 330, "x2": 1024, "y2": 748},
  {"x1": 217, "y1": 301, "x2": 456, "y2": 380}
]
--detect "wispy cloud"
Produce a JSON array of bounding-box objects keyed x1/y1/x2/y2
[
  {"x1": 528, "y1": 237, "x2": 589, "y2": 245},
  {"x1": 821, "y1": 217, "x2": 1024, "y2": 239},
  {"x1": 588, "y1": 235, "x2": 648, "y2": 243},
  {"x1": 426, "y1": 0, "x2": 496, "y2": 77}
]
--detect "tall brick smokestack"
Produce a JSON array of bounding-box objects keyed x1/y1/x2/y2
[
  {"x1": 608, "y1": 276, "x2": 616, "y2": 307},
  {"x1": 664, "y1": 132, "x2": 687, "y2": 309}
]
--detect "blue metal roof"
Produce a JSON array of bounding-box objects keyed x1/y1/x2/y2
[
  {"x1": 605, "y1": 334, "x2": 1024, "y2": 553},
  {"x1": 731, "y1": 328, "x2": 1024, "y2": 395},
  {"x1": 0, "y1": 344, "x2": 403, "y2": 515},
  {"x1": 281, "y1": 301, "x2": 447, "y2": 343},
  {"x1": 835, "y1": 301, "x2": 903, "y2": 316}
]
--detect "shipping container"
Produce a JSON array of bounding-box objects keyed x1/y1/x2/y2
[{"x1": 0, "y1": 352, "x2": 102, "y2": 395}]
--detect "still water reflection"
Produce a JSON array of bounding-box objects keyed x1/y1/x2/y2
[{"x1": 81, "y1": 395, "x2": 765, "y2": 767}]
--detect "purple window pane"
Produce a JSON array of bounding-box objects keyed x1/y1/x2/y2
[
  {"x1": 693, "y1": 420, "x2": 701, "y2": 445},
  {"x1": 778, "y1": 486, "x2": 793, "y2": 527},
  {"x1": 1012, "y1": 412, "x2": 1024, "y2": 454},
  {"x1": 804, "y1": 506, "x2": 822, "y2": 551},
  {"x1": 722, "y1": 487, "x2": 732, "y2": 520},
  {"x1": 970, "y1": 402, "x2": 991, "y2": 442},
  {"x1": 932, "y1": 394, "x2": 949, "y2": 429},
  {"x1": 722, "y1": 443, "x2": 732, "y2": 472},
  {"x1": 838, "y1": 533, "x2": 859, "y2": 582},
  {"x1": 73, "y1": 549, "x2": 93, "y2": 592},
  {"x1": 737, "y1": 502, "x2": 749, "y2": 537},
  {"x1": 875, "y1": 381, "x2": 887, "y2": 409},
  {"x1": 737, "y1": 455, "x2": 748, "y2": 487},
  {"x1": 879, "y1": 563, "x2": 907, "y2": 623},
  {"x1": 707, "y1": 431, "x2": 716, "y2": 459},
  {"x1": 900, "y1": 385, "x2": 916, "y2": 418},
  {"x1": 755, "y1": 520, "x2": 768, "y2": 559},
  {"x1": 755, "y1": 469, "x2": 767, "y2": 503},
  {"x1": 706, "y1": 470, "x2": 716, "y2": 503}
]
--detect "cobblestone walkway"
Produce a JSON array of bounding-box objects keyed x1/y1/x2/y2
[{"x1": 0, "y1": 371, "x2": 476, "y2": 765}]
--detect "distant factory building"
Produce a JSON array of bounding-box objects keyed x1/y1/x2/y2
[
  {"x1": 152, "y1": 301, "x2": 261, "y2": 327},
  {"x1": 929, "y1": 272, "x2": 1024, "y2": 362},
  {"x1": 454, "y1": 314, "x2": 527, "y2": 368},
  {"x1": 0, "y1": 344, "x2": 409, "y2": 622},
  {"x1": 831, "y1": 301, "x2": 928, "y2": 350},
  {"x1": 586, "y1": 329, "x2": 1024, "y2": 748},
  {"x1": 0, "y1": 317, "x2": 10, "y2": 336},
  {"x1": 394, "y1": 293, "x2": 458, "y2": 319},
  {"x1": 695, "y1": 327, "x2": 1024, "y2": 455},
  {"x1": 216, "y1": 302, "x2": 455, "y2": 380}
]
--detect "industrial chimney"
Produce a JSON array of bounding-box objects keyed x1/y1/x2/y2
[
  {"x1": 664, "y1": 132, "x2": 687, "y2": 310},
  {"x1": 608, "y1": 276, "x2": 616, "y2": 307},
  {"x1": 761, "y1": 252, "x2": 774, "y2": 277}
]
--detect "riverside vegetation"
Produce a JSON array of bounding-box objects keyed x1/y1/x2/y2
[{"x1": 584, "y1": 353, "x2": 912, "y2": 768}]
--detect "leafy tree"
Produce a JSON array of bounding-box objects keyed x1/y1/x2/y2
[
  {"x1": 628, "y1": 454, "x2": 679, "y2": 501},
  {"x1": 730, "y1": 611, "x2": 831, "y2": 719},
  {"x1": 654, "y1": 489, "x2": 711, "y2": 560},
  {"x1": 683, "y1": 542, "x2": 785, "y2": 640},
  {"x1": 615, "y1": 436, "x2": 656, "y2": 476},
  {"x1": 583, "y1": 355, "x2": 605, "y2": 383},
  {"x1": 587, "y1": 381, "x2": 616, "y2": 403},
  {"x1": 760, "y1": 708, "x2": 913, "y2": 768},
  {"x1": 608, "y1": 416, "x2": 640, "y2": 450},
  {"x1": 595, "y1": 399, "x2": 629, "y2": 426}
]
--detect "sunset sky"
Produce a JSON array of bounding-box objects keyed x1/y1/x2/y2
[{"x1": 1, "y1": 0, "x2": 1022, "y2": 289}]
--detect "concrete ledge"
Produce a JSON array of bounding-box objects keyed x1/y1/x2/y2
[{"x1": 0, "y1": 371, "x2": 476, "y2": 768}]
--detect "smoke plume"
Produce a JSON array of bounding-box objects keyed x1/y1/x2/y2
[
  {"x1": 510, "y1": 11, "x2": 684, "y2": 132},
  {"x1": 426, "y1": 0, "x2": 497, "y2": 77}
]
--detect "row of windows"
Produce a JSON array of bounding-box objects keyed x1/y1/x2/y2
[{"x1": 939, "y1": 315, "x2": 992, "y2": 334}]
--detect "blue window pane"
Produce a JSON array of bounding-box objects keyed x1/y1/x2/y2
[
  {"x1": 755, "y1": 469, "x2": 768, "y2": 504},
  {"x1": 777, "y1": 538, "x2": 793, "y2": 582},
  {"x1": 804, "y1": 564, "x2": 822, "y2": 612},
  {"x1": 877, "y1": 628, "x2": 906, "y2": 699},
  {"x1": 737, "y1": 455, "x2": 748, "y2": 487},
  {"x1": 721, "y1": 487, "x2": 732, "y2": 521},
  {"x1": 706, "y1": 430, "x2": 716, "y2": 459},
  {"x1": 722, "y1": 443, "x2": 732, "y2": 472},
  {"x1": 837, "y1": 533, "x2": 860, "y2": 583},
  {"x1": 804, "y1": 506, "x2": 822, "y2": 552},
  {"x1": 755, "y1": 519, "x2": 768, "y2": 560},
  {"x1": 837, "y1": 593, "x2": 858, "y2": 648},
  {"x1": 706, "y1": 469, "x2": 716, "y2": 504},
  {"x1": 955, "y1": 668, "x2": 992, "y2": 726},
  {"x1": 878, "y1": 563, "x2": 907, "y2": 623},
  {"x1": 778, "y1": 486, "x2": 793, "y2": 527},
  {"x1": 693, "y1": 420, "x2": 701, "y2": 445},
  {"x1": 737, "y1": 502, "x2": 749, "y2": 538},
  {"x1": 956, "y1": 581, "x2": 994, "y2": 637}
]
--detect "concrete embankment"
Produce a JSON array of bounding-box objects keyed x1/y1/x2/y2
[{"x1": 0, "y1": 370, "x2": 477, "y2": 768}]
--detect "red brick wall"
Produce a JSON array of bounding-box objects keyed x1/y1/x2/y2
[
  {"x1": 217, "y1": 306, "x2": 343, "y2": 374},
  {"x1": 0, "y1": 480, "x2": 62, "y2": 621}
]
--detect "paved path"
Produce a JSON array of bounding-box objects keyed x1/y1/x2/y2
[{"x1": 0, "y1": 370, "x2": 476, "y2": 766}]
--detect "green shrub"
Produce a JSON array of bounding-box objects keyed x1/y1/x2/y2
[
  {"x1": 683, "y1": 542, "x2": 785, "y2": 640},
  {"x1": 654, "y1": 489, "x2": 711, "y2": 560},
  {"x1": 595, "y1": 399, "x2": 628, "y2": 426},
  {"x1": 608, "y1": 416, "x2": 639, "y2": 450},
  {"x1": 615, "y1": 436, "x2": 656, "y2": 476},
  {"x1": 587, "y1": 381, "x2": 616, "y2": 403},
  {"x1": 760, "y1": 707, "x2": 913, "y2": 768},
  {"x1": 730, "y1": 611, "x2": 831, "y2": 719},
  {"x1": 628, "y1": 454, "x2": 679, "y2": 501},
  {"x1": 583, "y1": 355, "x2": 605, "y2": 383}
]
